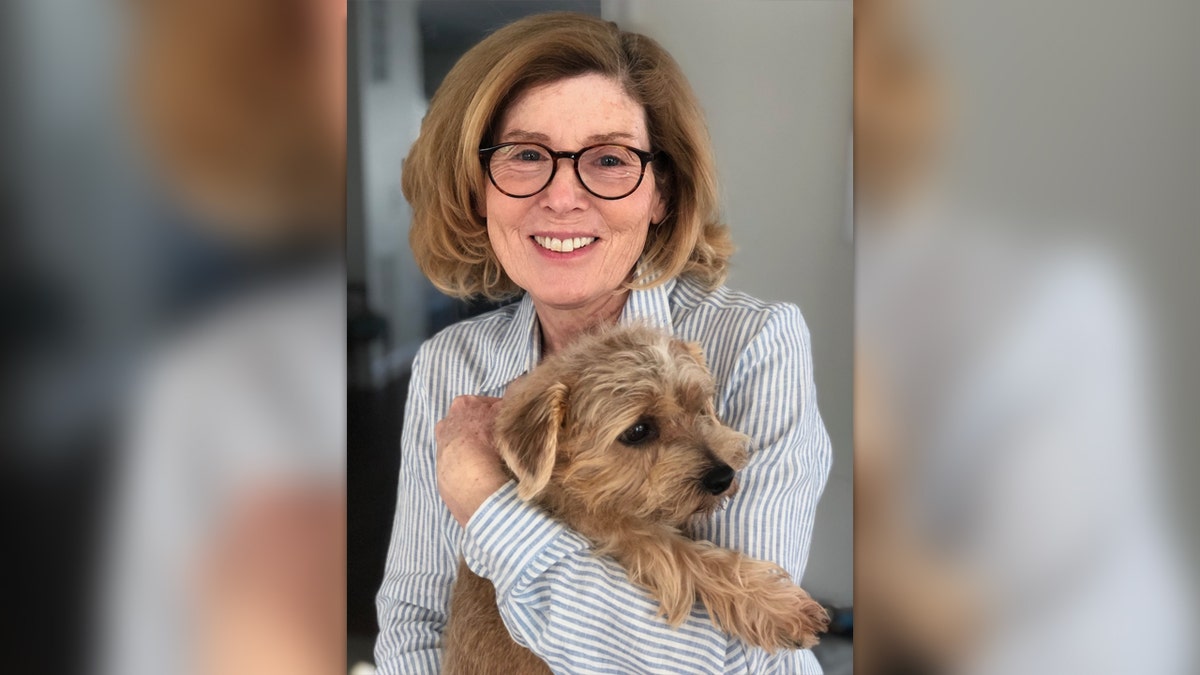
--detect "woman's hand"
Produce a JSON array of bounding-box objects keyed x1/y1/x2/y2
[{"x1": 436, "y1": 394, "x2": 508, "y2": 527}]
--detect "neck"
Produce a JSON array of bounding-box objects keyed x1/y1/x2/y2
[{"x1": 534, "y1": 290, "x2": 629, "y2": 357}]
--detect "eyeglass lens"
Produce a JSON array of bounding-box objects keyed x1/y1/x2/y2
[{"x1": 487, "y1": 144, "x2": 646, "y2": 198}]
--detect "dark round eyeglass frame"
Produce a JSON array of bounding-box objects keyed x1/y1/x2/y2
[{"x1": 478, "y1": 142, "x2": 661, "y2": 200}]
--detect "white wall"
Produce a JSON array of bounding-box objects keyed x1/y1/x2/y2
[{"x1": 610, "y1": 0, "x2": 854, "y2": 605}]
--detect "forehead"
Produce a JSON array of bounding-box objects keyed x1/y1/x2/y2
[{"x1": 497, "y1": 73, "x2": 650, "y2": 147}]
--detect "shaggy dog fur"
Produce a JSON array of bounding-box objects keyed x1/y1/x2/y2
[{"x1": 443, "y1": 325, "x2": 828, "y2": 673}]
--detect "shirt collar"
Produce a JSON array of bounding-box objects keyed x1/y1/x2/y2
[
  {"x1": 618, "y1": 274, "x2": 676, "y2": 331},
  {"x1": 480, "y1": 275, "x2": 677, "y2": 394},
  {"x1": 480, "y1": 293, "x2": 539, "y2": 394}
]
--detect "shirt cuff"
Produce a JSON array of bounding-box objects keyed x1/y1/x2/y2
[{"x1": 461, "y1": 480, "x2": 587, "y2": 599}]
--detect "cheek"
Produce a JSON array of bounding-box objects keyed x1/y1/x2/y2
[
  {"x1": 613, "y1": 220, "x2": 651, "y2": 254},
  {"x1": 600, "y1": 201, "x2": 653, "y2": 249},
  {"x1": 597, "y1": 171, "x2": 660, "y2": 232},
  {"x1": 483, "y1": 185, "x2": 521, "y2": 230},
  {"x1": 484, "y1": 189, "x2": 531, "y2": 261}
]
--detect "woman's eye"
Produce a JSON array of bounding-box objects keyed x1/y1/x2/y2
[
  {"x1": 517, "y1": 149, "x2": 544, "y2": 162},
  {"x1": 597, "y1": 154, "x2": 626, "y2": 167},
  {"x1": 618, "y1": 420, "x2": 656, "y2": 445}
]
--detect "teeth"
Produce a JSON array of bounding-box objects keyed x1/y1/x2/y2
[{"x1": 534, "y1": 235, "x2": 596, "y2": 252}]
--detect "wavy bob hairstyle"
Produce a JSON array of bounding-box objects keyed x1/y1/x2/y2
[{"x1": 404, "y1": 12, "x2": 732, "y2": 301}]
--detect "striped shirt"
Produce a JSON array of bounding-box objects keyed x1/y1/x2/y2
[{"x1": 375, "y1": 275, "x2": 832, "y2": 674}]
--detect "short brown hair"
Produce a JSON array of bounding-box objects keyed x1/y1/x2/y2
[{"x1": 405, "y1": 12, "x2": 732, "y2": 301}]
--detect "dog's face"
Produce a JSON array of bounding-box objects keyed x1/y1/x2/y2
[{"x1": 495, "y1": 325, "x2": 751, "y2": 528}]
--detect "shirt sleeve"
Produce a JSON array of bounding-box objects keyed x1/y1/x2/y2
[
  {"x1": 374, "y1": 351, "x2": 459, "y2": 674},
  {"x1": 461, "y1": 304, "x2": 833, "y2": 674}
]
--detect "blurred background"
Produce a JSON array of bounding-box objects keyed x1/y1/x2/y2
[
  {"x1": 4, "y1": 0, "x2": 345, "y2": 673},
  {"x1": 854, "y1": 0, "x2": 1198, "y2": 673},
  {"x1": 345, "y1": 0, "x2": 854, "y2": 671}
]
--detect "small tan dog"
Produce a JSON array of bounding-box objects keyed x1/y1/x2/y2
[{"x1": 443, "y1": 325, "x2": 828, "y2": 674}]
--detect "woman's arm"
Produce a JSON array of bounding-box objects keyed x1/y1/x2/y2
[
  {"x1": 462, "y1": 304, "x2": 832, "y2": 673},
  {"x1": 374, "y1": 353, "x2": 459, "y2": 674},
  {"x1": 699, "y1": 304, "x2": 832, "y2": 594}
]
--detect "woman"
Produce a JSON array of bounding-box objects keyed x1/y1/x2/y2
[{"x1": 375, "y1": 13, "x2": 831, "y2": 674}]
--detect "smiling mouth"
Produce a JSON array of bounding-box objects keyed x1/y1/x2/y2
[{"x1": 532, "y1": 235, "x2": 598, "y2": 253}]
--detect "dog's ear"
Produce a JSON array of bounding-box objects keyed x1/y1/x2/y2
[
  {"x1": 670, "y1": 339, "x2": 717, "y2": 414},
  {"x1": 670, "y1": 339, "x2": 708, "y2": 369},
  {"x1": 495, "y1": 380, "x2": 569, "y2": 501}
]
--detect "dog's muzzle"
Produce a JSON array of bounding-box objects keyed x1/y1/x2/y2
[{"x1": 701, "y1": 464, "x2": 735, "y2": 495}]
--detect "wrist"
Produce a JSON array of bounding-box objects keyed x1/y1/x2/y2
[
  {"x1": 462, "y1": 482, "x2": 586, "y2": 598},
  {"x1": 442, "y1": 471, "x2": 508, "y2": 527}
]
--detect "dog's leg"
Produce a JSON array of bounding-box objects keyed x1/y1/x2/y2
[
  {"x1": 601, "y1": 524, "x2": 829, "y2": 652},
  {"x1": 445, "y1": 558, "x2": 553, "y2": 675}
]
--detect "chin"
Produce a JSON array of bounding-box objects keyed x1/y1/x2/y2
[
  {"x1": 536, "y1": 290, "x2": 604, "y2": 309},
  {"x1": 526, "y1": 278, "x2": 607, "y2": 308}
]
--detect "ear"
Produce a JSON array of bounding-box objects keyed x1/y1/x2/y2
[
  {"x1": 495, "y1": 380, "x2": 569, "y2": 501},
  {"x1": 670, "y1": 339, "x2": 717, "y2": 414},
  {"x1": 646, "y1": 164, "x2": 668, "y2": 225},
  {"x1": 670, "y1": 339, "x2": 708, "y2": 369},
  {"x1": 649, "y1": 190, "x2": 667, "y2": 225}
]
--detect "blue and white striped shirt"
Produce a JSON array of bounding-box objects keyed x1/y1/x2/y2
[{"x1": 375, "y1": 275, "x2": 832, "y2": 674}]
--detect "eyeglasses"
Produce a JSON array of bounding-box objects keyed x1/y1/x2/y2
[{"x1": 479, "y1": 142, "x2": 660, "y2": 200}]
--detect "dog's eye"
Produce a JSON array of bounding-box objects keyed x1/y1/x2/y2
[{"x1": 618, "y1": 419, "x2": 657, "y2": 445}]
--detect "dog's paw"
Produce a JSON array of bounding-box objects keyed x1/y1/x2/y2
[
  {"x1": 783, "y1": 593, "x2": 829, "y2": 650},
  {"x1": 710, "y1": 560, "x2": 829, "y2": 652},
  {"x1": 753, "y1": 582, "x2": 827, "y2": 651}
]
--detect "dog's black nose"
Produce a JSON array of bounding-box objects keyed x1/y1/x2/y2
[{"x1": 701, "y1": 464, "x2": 735, "y2": 495}]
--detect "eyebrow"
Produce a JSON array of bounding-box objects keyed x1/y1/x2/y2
[
  {"x1": 500, "y1": 129, "x2": 642, "y2": 145},
  {"x1": 500, "y1": 129, "x2": 551, "y2": 143}
]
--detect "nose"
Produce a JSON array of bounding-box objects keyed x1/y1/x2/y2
[
  {"x1": 701, "y1": 463, "x2": 735, "y2": 495},
  {"x1": 541, "y1": 158, "x2": 589, "y2": 211}
]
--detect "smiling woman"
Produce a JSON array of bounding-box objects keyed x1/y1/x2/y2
[
  {"x1": 402, "y1": 13, "x2": 730, "y2": 307},
  {"x1": 375, "y1": 10, "x2": 834, "y2": 675},
  {"x1": 480, "y1": 74, "x2": 667, "y2": 345}
]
